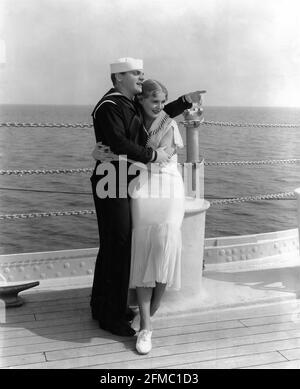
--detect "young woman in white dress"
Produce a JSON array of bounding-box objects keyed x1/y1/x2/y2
[{"x1": 129, "y1": 79, "x2": 185, "y2": 354}]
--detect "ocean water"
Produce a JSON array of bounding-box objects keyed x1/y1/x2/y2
[{"x1": 0, "y1": 104, "x2": 300, "y2": 255}]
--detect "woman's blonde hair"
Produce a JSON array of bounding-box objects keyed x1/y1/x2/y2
[{"x1": 140, "y1": 79, "x2": 168, "y2": 100}]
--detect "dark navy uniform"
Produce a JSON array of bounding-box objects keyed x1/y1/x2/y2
[{"x1": 90, "y1": 88, "x2": 191, "y2": 336}]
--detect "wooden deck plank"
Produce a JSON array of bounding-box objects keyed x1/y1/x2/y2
[
  {"x1": 1, "y1": 340, "x2": 287, "y2": 370},
  {"x1": 2, "y1": 306, "x2": 297, "y2": 335},
  {"x1": 183, "y1": 318, "x2": 247, "y2": 331},
  {"x1": 5, "y1": 302, "x2": 89, "y2": 317},
  {"x1": 1, "y1": 337, "x2": 131, "y2": 358},
  {"x1": 40, "y1": 329, "x2": 300, "y2": 362},
  {"x1": 83, "y1": 350, "x2": 286, "y2": 370},
  {"x1": 153, "y1": 300, "x2": 300, "y2": 326},
  {"x1": 45, "y1": 332, "x2": 300, "y2": 364},
  {"x1": 2, "y1": 303, "x2": 299, "y2": 337},
  {"x1": 34, "y1": 308, "x2": 91, "y2": 321},
  {"x1": 0, "y1": 320, "x2": 245, "y2": 349},
  {"x1": 21, "y1": 288, "x2": 91, "y2": 303},
  {"x1": 148, "y1": 314, "x2": 247, "y2": 330},
  {"x1": 2, "y1": 289, "x2": 300, "y2": 369},
  {"x1": 4, "y1": 324, "x2": 300, "y2": 369},
  {"x1": 4, "y1": 297, "x2": 300, "y2": 324},
  {"x1": 0, "y1": 319, "x2": 243, "y2": 340},
  {"x1": 278, "y1": 347, "x2": 300, "y2": 361},
  {"x1": 0, "y1": 352, "x2": 46, "y2": 368},
  {"x1": 0, "y1": 336, "x2": 124, "y2": 358},
  {"x1": 0, "y1": 330, "x2": 115, "y2": 350},
  {"x1": 156, "y1": 320, "x2": 300, "y2": 341},
  {"x1": 2, "y1": 320, "x2": 99, "y2": 339},
  {"x1": 1, "y1": 314, "x2": 36, "y2": 325},
  {"x1": 2, "y1": 308, "x2": 246, "y2": 329},
  {"x1": 0, "y1": 315, "x2": 92, "y2": 333},
  {"x1": 8, "y1": 293, "x2": 89, "y2": 307},
  {"x1": 0, "y1": 317, "x2": 294, "y2": 349},
  {"x1": 243, "y1": 360, "x2": 300, "y2": 369},
  {"x1": 21, "y1": 296, "x2": 89, "y2": 308},
  {"x1": 0, "y1": 327, "x2": 111, "y2": 348},
  {"x1": 2, "y1": 321, "x2": 300, "y2": 359},
  {"x1": 158, "y1": 352, "x2": 286, "y2": 370},
  {"x1": 240, "y1": 312, "x2": 300, "y2": 327},
  {"x1": 2, "y1": 315, "x2": 300, "y2": 350},
  {"x1": 156, "y1": 318, "x2": 300, "y2": 338}
]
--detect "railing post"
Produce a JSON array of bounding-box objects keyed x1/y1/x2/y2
[
  {"x1": 184, "y1": 105, "x2": 204, "y2": 194},
  {"x1": 295, "y1": 188, "x2": 300, "y2": 254}
]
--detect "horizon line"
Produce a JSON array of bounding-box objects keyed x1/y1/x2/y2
[{"x1": 1, "y1": 103, "x2": 300, "y2": 109}]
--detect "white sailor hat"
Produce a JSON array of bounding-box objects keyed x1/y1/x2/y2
[{"x1": 110, "y1": 57, "x2": 143, "y2": 74}]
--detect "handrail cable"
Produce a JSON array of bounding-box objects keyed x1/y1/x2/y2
[
  {"x1": 1, "y1": 120, "x2": 300, "y2": 128},
  {"x1": 1, "y1": 121, "x2": 299, "y2": 219},
  {"x1": 0, "y1": 191, "x2": 297, "y2": 220},
  {"x1": 1, "y1": 158, "x2": 300, "y2": 176}
]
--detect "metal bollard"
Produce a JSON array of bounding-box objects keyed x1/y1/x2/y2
[{"x1": 0, "y1": 281, "x2": 40, "y2": 307}]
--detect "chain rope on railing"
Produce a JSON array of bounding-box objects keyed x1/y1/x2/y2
[
  {"x1": 0, "y1": 122, "x2": 93, "y2": 128},
  {"x1": 200, "y1": 120, "x2": 300, "y2": 128},
  {"x1": 1, "y1": 120, "x2": 300, "y2": 128},
  {"x1": 1, "y1": 158, "x2": 300, "y2": 176},
  {"x1": 0, "y1": 121, "x2": 299, "y2": 219},
  {"x1": 0, "y1": 191, "x2": 297, "y2": 220},
  {"x1": 204, "y1": 159, "x2": 300, "y2": 166},
  {"x1": 0, "y1": 209, "x2": 96, "y2": 220},
  {"x1": 209, "y1": 191, "x2": 296, "y2": 205},
  {"x1": 0, "y1": 168, "x2": 94, "y2": 176}
]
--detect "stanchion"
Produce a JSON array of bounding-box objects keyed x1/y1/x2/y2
[{"x1": 295, "y1": 188, "x2": 300, "y2": 255}]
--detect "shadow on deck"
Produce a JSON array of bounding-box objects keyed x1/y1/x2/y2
[{"x1": 2, "y1": 260, "x2": 300, "y2": 369}]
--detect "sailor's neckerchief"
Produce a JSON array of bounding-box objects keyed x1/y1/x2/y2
[{"x1": 92, "y1": 91, "x2": 123, "y2": 120}]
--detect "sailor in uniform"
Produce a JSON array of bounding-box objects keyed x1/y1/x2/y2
[{"x1": 90, "y1": 57, "x2": 200, "y2": 336}]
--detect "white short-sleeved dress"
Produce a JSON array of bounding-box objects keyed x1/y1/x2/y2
[{"x1": 129, "y1": 111, "x2": 185, "y2": 290}]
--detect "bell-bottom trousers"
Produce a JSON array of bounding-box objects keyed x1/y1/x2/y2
[{"x1": 90, "y1": 168, "x2": 133, "y2": 323}]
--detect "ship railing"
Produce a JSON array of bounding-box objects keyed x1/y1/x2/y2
[
  {"x1": 1, "y1": 120, "x2": 300, "y2": 308},
  {"x1": 1, "y1": 120, "x2": 300, "y2": 128},
  {"x1": 0, "y1": 119, "x2": 300, "y2": 216}
]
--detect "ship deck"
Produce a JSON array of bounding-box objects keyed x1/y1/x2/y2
[{"x1": 2, "y1": 259, "x2": 300, "y2": 370}]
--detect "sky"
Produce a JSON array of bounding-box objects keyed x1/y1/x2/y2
[{"x1": 0, "y1": 0, "x2": 300, "y2": 106}]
